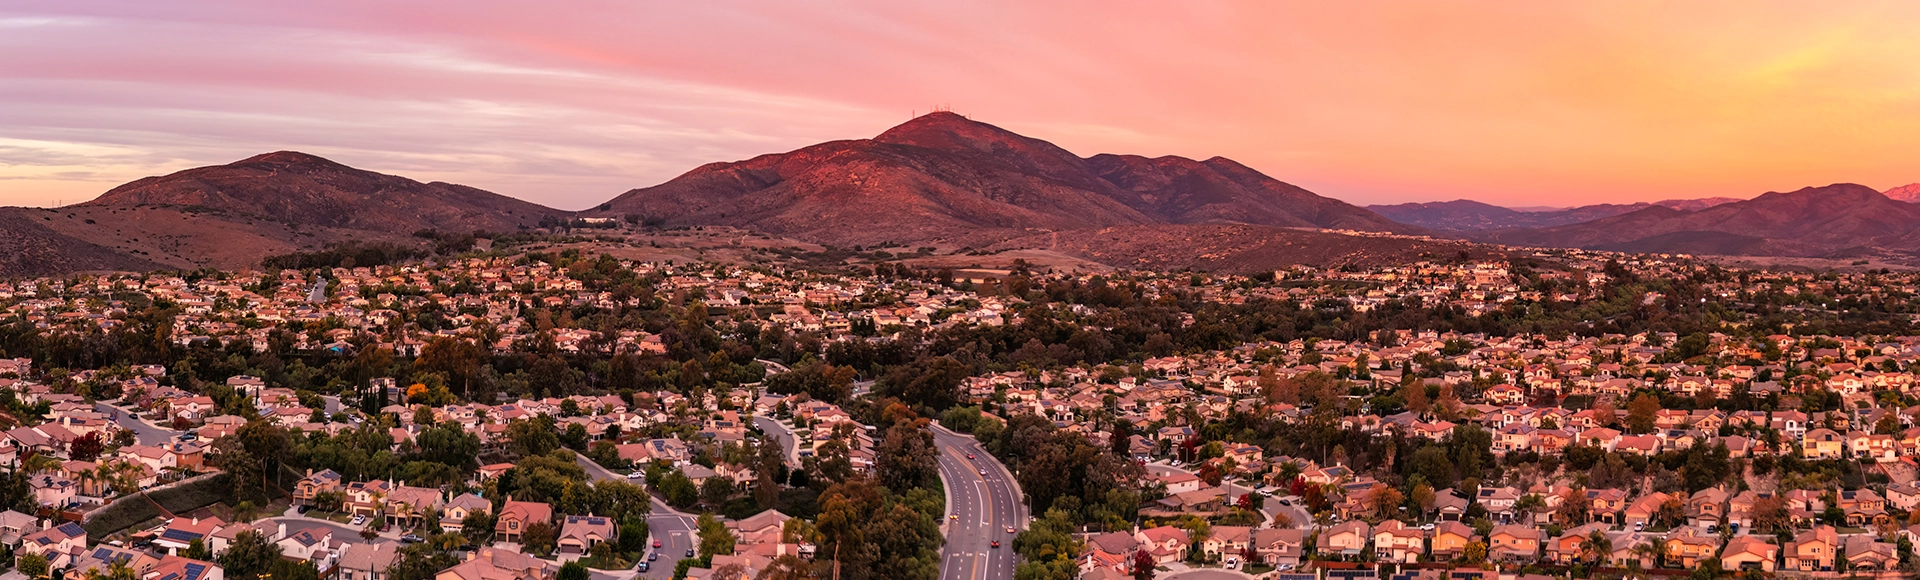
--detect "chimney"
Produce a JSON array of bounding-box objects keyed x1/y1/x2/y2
[
  {"x1": 192, "y1": 516, "x2": 199, "y2": 526},
  {"x1": 278, "y1": 522, "x2": 287, "y2": 539}
]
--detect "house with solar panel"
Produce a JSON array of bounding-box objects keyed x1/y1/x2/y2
[
  {"x1": 556, "y1": 515, "x2": 615, "y2": 555},
  {"x1": 270, "y1": 522, "x2": 341, "y2": 568},
  {"x1": 154, "y1": 516, "x2": 225, "y2": 556},
  {"x1": 294, "y1": 469, "x2": 344, "y2": 507},
  {"x1": 345, "y1": 480, "x2": 392, "y2": 518},
  {"x1": 145, "y1": 554, "x2": 224, "y2": 580},
  {"x1": 30, "y1": 475, "x2": 77, "y2": 509},
  {"x1": 19, "y1": 521, "x2": 87, "y2": 568},
  {"x1": 72, "y1": 544, "x2": 162, "y2": 579}
]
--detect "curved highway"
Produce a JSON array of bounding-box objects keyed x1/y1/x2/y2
[{"x1": 931, "y1": 424, "x2": 1023, "y2": 580}]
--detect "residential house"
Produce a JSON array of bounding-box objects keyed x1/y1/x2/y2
[
  {"x1": 556, "y1": 515, "x2": 617, "y2": 555},
  {"x1": 1487, "y1": 524, "x2": 1541, "y2": 563},
  {"x1": 495, "y1": 500, "x2": 553, "y2": 544},
  {"x1": 1315, "y1": 520, "x2": 1369, "y2": 560},
  {"x1": 1783, "y1": 526, "x2": 1837, "y2": 572}
]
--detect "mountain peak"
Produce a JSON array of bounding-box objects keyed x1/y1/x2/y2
[
  {"x1": 874, "y1": 112, "x2": 1055, "y2": 155},
  {"x1": 1884, "y1": 183, "x2": 1920, "y2": 203},
  {"x1": 1756, "y1": 183, "x2": 1885, "y2": 203},
  {"x1": 234, "y1": 150, "x2": 341, "y2": 167}
]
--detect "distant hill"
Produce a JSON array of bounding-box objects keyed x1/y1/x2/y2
[
  {"x1": 986, "y1": 224, "x2": 1503, "y2": 273},
  {"x1": 1885, "y1": 183, "x2": 1920, "y2": 203},
  {"x1": 591, "y1": 112, "x2": 1414, "y2": 247},
  {"x1": 80, "y1": 151, "x2": 560, "y2": 234},
  {"x1": 0, "y1": 152, "x2": 571, "y2": 276},
  {"x1": 1369, "y1": 197, "x2": 1742, "y2": 231},
  {"x1": 1483, "y1": 184, "x2": 1920, "y2": 257}
]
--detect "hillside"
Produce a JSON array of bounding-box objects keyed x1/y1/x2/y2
[
  {"x1": 985, "y1": 225, "x2": 1501, "y2": 273},
  {"x1": 0, "y1": 209, "x2": 167, "y2": 276},
  {"x1": 591, "y1": 112, "x2": 1414, "y2": 246},
  {"x1": 1370, "y1": 197, "x2": 1743, "y2": 231},
  {"x1": 1483, "y1": 184, "x2": 1920, "y2": 257},
  {"x1": 80, "y1": 151, "x2": 560, "y2": 234}
]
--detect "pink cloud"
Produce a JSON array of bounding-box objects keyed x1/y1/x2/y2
[{"x1": 3, "y1": 1, "x2": 1919, "y2": 210}]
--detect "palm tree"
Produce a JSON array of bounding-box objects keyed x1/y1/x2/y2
[
  {"x1": 1629, "y1": 541, "x2": 1658, "y2": 574},
  {"x1": 1584, "y1": 529, "x2": 1613, "y2": 567}
]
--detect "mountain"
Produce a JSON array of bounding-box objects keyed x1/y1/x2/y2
[
  {"x1": 1484, "y1": 184, "x2": 1920, "y2": 257},
  {"x1": 591, "y1": 112, "x2": 1414, "y2": 246},
  {"x1": 80, "y1": 151, "x2": 560, "y2": 234},
  {"x1": 1370, "y1": 197, "x2": 1743, "y2": 231},
  {"x1": 0, "y1": 151, "x2": 572, "y2": 276},
  {"x1": 1885, "y1": 183, "x2": 1920, "y2": 203}
]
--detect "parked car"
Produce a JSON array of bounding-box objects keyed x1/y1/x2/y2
[
  {"x1": 636, "y1": 562, "x2": 649, "y2": 572},
  {"x1": 648, "y1": 552, "x2": 658, "y2": 562},
  {"x1": 626, "y1": 472, "x2": 645, "y2": 480},
  {"x1": 653, "y1": 539, "x2": 662, "y2": 548},
  {"x1": 351, "y1": 515, "x2": 367, "y2": 526},
  {"x1": 400, "y1": 534, "x2": 423, "y2": 544}
]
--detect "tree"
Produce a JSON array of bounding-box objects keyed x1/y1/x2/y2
[
  {"x1": 1369, "y1": 483, "x2": 1405, "y2": 520},
  {"x1": 183, "y1": 538, "x2": 213, "y2": 560},
  {"x1": 1583, "y1": 529, "x2": 1613, "y2": 566},
  {"x1": 697, "y1": 514, "x2": 737, "y2": 560},
  {"x1": 386, "y1": 543, "x2": 458, "y2": 580},
  {"x1": 1627, "y1": 393, "x2": 1660, "y2": 434},
  {"x1": 506, "y1": 416, "x2": 562, "y2": 457},
  {"x1": 17, "y1": 552, "x2": 48, "y2": 579},
  {"x1": 69, "y1": 432, "x2": 105, "y2": 462},
  {"x1": 461, "y1": 511, "x2": 497, "y2": 546},
  {"x1": 1403, "y1": 381, "x2": 1430, "y2": 417},
  {"x1": 700, "y1": 475, "x2": 736, "y2": 507},
  {"x1": 1462, "y1": 540, "x2": 1488, "y2": 564},
  {"x1": 557, "y1": 562, "x2": 590, "y2": 580},
  {"x1": 1131, "y1": 549, "x2": 1156, "y2": 580},
  {"x1": 522, "y1": 520, "x2": 557, "y2": 557},
  {"x1": 875, "y1": 423, "x2": 939, "y2": 494},
  {"x1": 657, "y1": 470, "x2": 699, "y2": 509},
  {"x1": 620, "y1": 514, "x2": 650, "y2": 554},
  {"x1": 1410, "y1": 483, "x2": 1437, "y2": 516},
  {"x1": 218, "y1": 530, "x2": 284, "y2": 580}
]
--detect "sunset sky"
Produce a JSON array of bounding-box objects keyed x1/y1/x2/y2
[{"x1": 4, "y1": 1, "x2": 1919, "y2": 210}]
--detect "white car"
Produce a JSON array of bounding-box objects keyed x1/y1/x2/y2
[
  {"x1": 627, "y1": 472, "x2": 645, "y2": 480},
  {"x1": 351, "y1": 515, "x2": 367, "y2": 526}
]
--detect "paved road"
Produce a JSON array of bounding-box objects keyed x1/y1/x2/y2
[
  {"x1": 575, "y1": 454, "x2": 698, "y2": 580},
  {"x1": 751, "y1": 416, "x2": 801, "y2": 468},
  {"x1": 96, "y1": 401, "x2": 179, "y2": 446},
  {"x1": 931, "y1": 424, "x2": 1022, "y2": 580},
  {"x1": 320, "y1": 394, "x2": 343, "y2": 415}
]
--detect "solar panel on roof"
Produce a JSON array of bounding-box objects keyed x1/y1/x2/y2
[
  {"x1": 184, "y1": 563, "x2": 208, "y2": 580},
  {"x1": 160, "y1": 529, "x2": 204, "y2": 542},
  {"x1": 56, "y1": 522, "x2": 85, "y2": 535}
]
